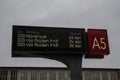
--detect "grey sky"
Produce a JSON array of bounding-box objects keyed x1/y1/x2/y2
[{"x1": 0, "y1": 0, "x2": 120, "y2": 68}]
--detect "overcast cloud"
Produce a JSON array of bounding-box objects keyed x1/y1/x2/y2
[{"x1": 0, "y1": 0, "x2": 120, "y2": 68}]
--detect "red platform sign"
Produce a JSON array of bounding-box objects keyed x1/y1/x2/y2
[{"x1": 87, "y1": 29, "x2": 110, "y2": 56}]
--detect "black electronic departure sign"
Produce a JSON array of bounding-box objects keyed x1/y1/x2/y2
[{"x1": 12, "y1": 25, "x2": 87, "y2": 56}]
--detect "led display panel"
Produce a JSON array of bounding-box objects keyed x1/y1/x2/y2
[{"x1": 12, "y1": 25, "x2": 87, "y2": 57}]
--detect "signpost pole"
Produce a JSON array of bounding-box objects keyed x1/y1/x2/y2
[
  {"x1": 54, "y1": 55, "x2": 83, "y2": 80},
  {"x1": 66, "y1": 55, "x2": 83, "y2": 80},
  {"x1": 43, "y1": 55, "x2": 83, "y2": 80},
  {"x1": 31, "y1": 54, "x2": 83, "y2": 80}
]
